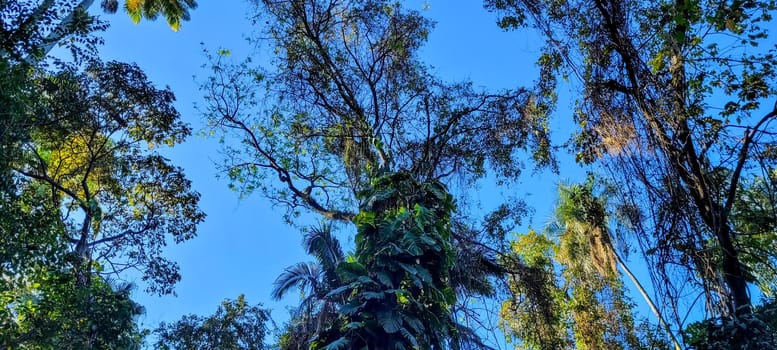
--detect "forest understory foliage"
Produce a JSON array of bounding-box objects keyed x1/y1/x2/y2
[{"x1": 2, "y1": 0, "x2": 777, "y2": 349}]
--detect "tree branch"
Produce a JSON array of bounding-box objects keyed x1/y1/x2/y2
[{"x1": 724, "y1": 104, "x2": 777, "y2": 219}]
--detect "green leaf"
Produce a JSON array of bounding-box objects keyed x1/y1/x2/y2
[
  {"x1": 401, "y1": 234, "x2": 423, "y2": 256},
  {"x1": 323, "y1": 337, "x2": 350, "y2": 350},
  {"x1": 128, "y1": 10, "x2": 142, "y2": 24},
  {"x1": 377, "y1": 310, "x2": 402, "y2": 333},
  {"x1": 356, "y1": 275, "x2": 377, "y2": 286},
  {"x1": 364, "y1": 188, "x2": 397, "y2": 208},
  {"x1": 397, "y1": 262, "x2": 432, "y2": 284},
  {"x1": 362, "y1": 291, "x2": 385, "y2": 300},
  {"x1": 442, "y1": 286, "x2": 456, "y2": 305},
  {"x1": 400, "y1": 326, "x2": 420, "y2": 347},
  {"x1": 402, "y1": 315, "x2": 424, "y2": 333},
  {"x1": 325, "y1": 284, "x2": 353, "y2": 298},
  {"x1": 339, "y1": 300, "x2": 364, "y2": 316},
  {"x1": 418, "y1": 233, "x2": 438, "y2": 248},
  {"x1": 376, "y1": 271, "x2": 394, "y2": 287},
  {"x1": 355, "y1": 211, "x2": 376, "y2": 228},
  {"x1": 337, "y1": 261, "x2": 367, "y2": 281},
  {"x1": 343, "y1": 321, "x2": 363, "y2": 330}
]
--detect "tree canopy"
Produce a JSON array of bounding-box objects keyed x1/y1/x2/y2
[
  {"x1": 486, "y1": 0, "x2": 777, "y2": 346},
  {"x1": 202, "y1": 0, "x2": 555, "y2": 347},
  {"x1": 153, "y1": 295, "x2": 272, "y2": 350},
  {"x1": 5, "y1": 0, "x2": 777, "y2": 348},
  {"x1": 1, "y1": 0, "x2": 203, "y2": 347}
]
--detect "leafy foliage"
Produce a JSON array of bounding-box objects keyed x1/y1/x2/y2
[
  {"x1": 273, "y1": 225, "x2": 345, "y2": 350},
  {"x1": 500, "y1": 230, "x2": 571, "y2": 349},
  {"x1": 684, "y1": 299, "x2": 777, "y2": 350},
  {"x1": 2, "y1": 273, "x2": 146, "y2": 350},
  {"x1": 153, "y1": 294, "x2": 272, "y2": 350},
  {"x1": 1, "y1": 1, "x2": 202, "y2": 345},
  {"x1": 9, "y1": 61, "x2": 204, "y2": 295},
  {"x1": 729, "y1": 174, "x2": 777, "y2": 297},
  {"x1": 500, "y1": 181, "x2": 676, "y2": 349},
  {"x1": 206, "y1": 1, "x2": 555, "y2": 347},
  {"x1": 0, "y1": 0, "x2": 108, "y2": 62},
  {"x1": 203, "y1": 0, "x2": 553, "y2": 223},
  {"x1": 485, "y1": 0, "x2": 777, "y2": 345},
  {"x1": 100, "y1": 0, "x2": 198, "y2": 31},
  {"x1": 317, "y1": 172, "x2": 459, "y2": 349}
]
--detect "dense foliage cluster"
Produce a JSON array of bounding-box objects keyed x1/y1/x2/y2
[
  {"x1": 1, "y1": 1, "x2": 203, "y2": 348},
  {"x1": 3, "y1": 0, "x2": 777, "y2": 348},
  {"x1": 320, "y1": 173, "x2": 458, "y2": 349},
  {"x1": 153, "y1": 295, "x2": 272, "y2": 350},
  {"x1": 483, "y1": 0, "x2": 777, "y2": 347}
]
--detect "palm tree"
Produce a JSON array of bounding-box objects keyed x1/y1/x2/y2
[
  {"x1": 33, "y1": 0, "x2": 197, "y2": 59},
  {"x1": 100, "y1": 0, "x2": 197, "y2": 31},
  {"x1": 272, "y1": 224, "x2": 345, "y2": 349},
  {"x1": 552, "y1": 181, "x2": 682, "y2": 350}
]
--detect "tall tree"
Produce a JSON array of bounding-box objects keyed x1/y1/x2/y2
[
  {"x1": 204, "y1": 0, "x2": 552, "y2": 347},
  {"x1": 1, "y1": 61, "x2": 204, "y2": 347},
  {"x1": 316, "y1": 172, "x2": 459, "y2": 349},
  {"x1": 552, "y1": 180, "x2": 680, "y2": 349},
  {"x1": 11, "y1": 61, "x2": 204, "y2": 294},
  {"x1": 3, "y1": 274, "x2": 147, "y2": 350},
  {"x1": 501, "y1": 181, "x2": 675, "y2": 350},
  {"x1": 272, "y1": 224, "x2": 345, "y2": 349},
  {"x1": 204, "y1": 0, "x2": 551, "y2": 222},
  {"x1": 499, "y1": 230, "x2": 571, "y2": 349},
  {"x1": 485, "y1": 0, "x2": 777, "y2": 345},
  {"x1": 153, "y1": 295, "x2": 272, "y2": 350},
  {"x1": 1, "y1": 1, "x2": 203, "y2": 345}
]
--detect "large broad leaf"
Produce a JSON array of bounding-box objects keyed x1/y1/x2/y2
[
  {"x1": 362, "y1": 291, "x2": 386, "y2": 300},
  {"x1": 442, "y1": 286, "x2": 457, "y2": 305},
  {"x1": 413, "y1": 203, "x2": 435, "y2": 225},
  {"x1": 337, "y1": 261, "x2": 367, "y2": 281},
  {"x1": 376, "y1": 271, "x2": 394, "y2": 287},
  {"x1": 386, "y1": 242, "x2": 404, "y2": 255},
  {"x1": 343, "y1": 321, "x2": 363, "y2": 330},
  {"x1": 356, "y1": 275, "x2": 377, "y2": 286},
  {"x1": 322, "y1": 337, "x2": 350, "y2": 350},
  {"x1": 380, "y1": 208, "x2": 411, "y2": 238},
  {"x1": 354, "y1": 211, "x2": 376, "y2": 228},
  {"x1": 399, "y1": 326, "x2": 420, "y2": 347},
  {"x1": 325, "y1": 283, "x2": 354, "y2": 299},
  {"x1": 425, "y1": 181, "x2": 448, "y2": 202},
  {"x1": 339, "y1": 299, "x2": 364, "y2": 316},
  {"x1": 418, "y1": 233, "x2": 439, "y2": 248},
  {"x1": 377, "y1": 309, "x2": 403, "y2": 334},
  {"x1": 401, "y1": 233, "x2": 423, "y2": 256},
  {"x1": 402, "y1": 314, "x2": 425, "y2": 333},
  {"x1": 397, "y1": 262, "x2": 432, "y2": 284},
  {"x1": 363, "y1": 187, "x2": 397, "y2": 209}
]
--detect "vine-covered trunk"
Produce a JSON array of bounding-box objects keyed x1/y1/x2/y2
[{"x1": 321, "y1": 172, "x2": 459, "y2": 349}]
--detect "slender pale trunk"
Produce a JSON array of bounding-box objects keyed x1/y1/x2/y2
[
  {"x1": 18, "y1": 0, "x2": 96, "y2": 62},
  {"x1": 614, "y1": 251, "x2": 683, "y2": 350},
  {"x1": 39, "y1": 0, "x2": 96, "y2": 57}
]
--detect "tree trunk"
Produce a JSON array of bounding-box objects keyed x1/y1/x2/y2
[
  {"x1": 36, "y1": 0, "x2": 96, "y2": 59},
  {"x1": 614, "y1": 249, "x2": 683, "y2": 350},
  {"x1": 716, "y1": 224, "x2": 752, "y2": 316}
]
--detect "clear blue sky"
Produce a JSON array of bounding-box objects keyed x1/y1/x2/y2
[{"x1": 91, "y1": 0, "x2": 623, "y2": 344}]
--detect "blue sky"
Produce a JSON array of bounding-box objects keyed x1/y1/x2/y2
[{"x1": 91, "y1": 0, "x2": 621, "y2": 343}]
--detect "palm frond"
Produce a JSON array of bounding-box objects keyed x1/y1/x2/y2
[
  {"x1": 303, "y1": 224, "x2": 344, "y2": 286},
  {"x1": 271, "y1": 261, "x2": 322, "y2": 300}
]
